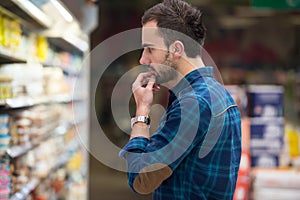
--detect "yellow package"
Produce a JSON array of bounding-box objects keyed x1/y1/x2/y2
[
  {"x1": 287, "y1": 125, "x2": 300, "y2": 157},
  {"x1": 0, "y1": 74, "x2": 13, "y2": 100},
  {"x1": 37, "y1": 35, "x2": 48, "y2": 62},
  {"x1": 0, "y1": 14, "x2": 3, "y2": 46},
  {"x1": 67, "y1": 151, "x2": 83, "y2": 171},
  {"x1": 10, "y1": 19, "x2": 22, "y2": 51},
  {"x1": 2, "y1": 16, "x2": 11, "y2": 48}
]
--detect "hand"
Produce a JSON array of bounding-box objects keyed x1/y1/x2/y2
[{"x1": 132, "y1": 73, "x2": 160, "y2": 116}]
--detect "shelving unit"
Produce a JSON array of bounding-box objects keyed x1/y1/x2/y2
[
  {"x1": 0, "y1": 1, "x2": 91, "y2": 199},
  {"x1": 0, "y1": 46, "x2": 26, "y2": 64},
  {"x1": 47, "y1": 36, "x2": 88, "y2": 56},
  {"x1": 6, "y1": 122, "x2": 72, "y2": 158},
  {"x1": 9, "y1": 136, "x2": 81, "y2": 200},
  {"x1": 10, "y1": 178, "x2": 40, "y2": 200},
  {"x1": 0, "y1": 0, "x2": 51, "y2": 30},
  {"x1": 0, "y1": 94, "x2": 73, "y2": 108}
]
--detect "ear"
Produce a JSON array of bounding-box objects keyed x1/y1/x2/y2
[{"x1": 171, "y1": 40, "x2": 184, "y2": 59}]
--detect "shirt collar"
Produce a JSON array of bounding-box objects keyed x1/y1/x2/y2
[{"x1": 169, "y1": 66, "x2": 214, "y2": 96}]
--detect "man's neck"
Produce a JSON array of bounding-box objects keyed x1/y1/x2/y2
[
  {"x1": 180, "y1": 56, "x2": 205, "y2": 76},
  {"x1": 165, "y1": 56, "x2": 205, "y2": 89}
]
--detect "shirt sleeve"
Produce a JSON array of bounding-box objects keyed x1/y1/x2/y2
[{"x1": 119, "y1": 95, "x2": 211, "y2": 194}]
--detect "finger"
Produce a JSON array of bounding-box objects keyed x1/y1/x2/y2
[
  {"x1": 132, "y1": 72, "x2": 152, "y2": 91},
  {"x1": 134, "y1": 73, "x2": 148, "y2": 84},
  {"x1": 146, "y1": 75, "x2": 156, "y2": 89},
  {"x1": 132, "y1": 73, "x2": 147, "y2": 88}
]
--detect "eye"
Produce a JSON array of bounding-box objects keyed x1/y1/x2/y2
[{"x1": 146, "y1": 47, "x2": 152, "y2": 53}]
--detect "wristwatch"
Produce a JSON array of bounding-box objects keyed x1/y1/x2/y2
[{"x1": 131, "y1": 116, "x2": 151, "y2": 128}]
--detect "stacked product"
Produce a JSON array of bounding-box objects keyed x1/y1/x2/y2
[
  {"x1": 0, "y1": 115, "x2": 9, "y2": 156},
  {"x1": 247, "y1": 85, "x2": 284, "y2": 167},
  {"x1": 0, "y1": 13, "x2": 22, "y2": 52},
  {"x1": 9, "y1": 105, "x2": 61, "y2": 148},
  {"x1": 0, "y1": 63, "x2": 72, "y2": 100},
  {"x1": 247, "y1": 85, "x2": 289, "y2": 199},
  {"x1": 252, "y1": 168, "x2": 300, "y2": 200},
  {"x1": 0, "y1": 75, "x2": 13, "y2": 101},
  {"x1": 251, "y1": 123, "x2": 300, "y2": 199},
  {"x1": 0, "y1": 64, "x2": 44, "y2": 99},
  {"x1": 0, "y1": 104, "x2": 85, "y2": 199}
]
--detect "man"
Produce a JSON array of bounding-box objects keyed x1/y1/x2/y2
[{"x1": 119, "y1": 0, "x2": 241, "y2": 199}]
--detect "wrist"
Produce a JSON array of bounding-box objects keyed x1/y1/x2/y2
[
  {"x1": 133, "y1": 122, "x2": 149, "y2": 128},
  {"x1": 136, "y1": 106, "x2": 150, "y2": 116},
  {"x1": 130, "y1": 118, "x2": 150, "y2": 140}
]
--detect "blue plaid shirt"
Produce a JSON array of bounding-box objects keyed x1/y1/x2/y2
[{"x1": 120, "y1": 67, "x2": 241, "y2": 200}]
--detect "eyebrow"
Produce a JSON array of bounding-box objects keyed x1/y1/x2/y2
[{"x1": 141, "y1": 43, "x2": 155, "y2": 48}]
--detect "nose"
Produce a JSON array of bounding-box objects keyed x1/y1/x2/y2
[{"x1": 139, "y1": 50, "x2": 150, "y2": 65}]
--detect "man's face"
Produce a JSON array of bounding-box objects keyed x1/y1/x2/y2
[{"x1": 140, "y1": 21, "x2": 178, "y2": 84}]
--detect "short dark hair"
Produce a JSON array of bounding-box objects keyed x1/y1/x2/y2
[{"x1": 142, "y1": 0, "x2": 206, "y2": 58}]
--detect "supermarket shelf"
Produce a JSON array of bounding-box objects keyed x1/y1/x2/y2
[
  {"x1": 0, "y1": 46, "x2": 26, "y2": 64},
  {"x1": 39, "y1": 138, "x2": 80, "y2": 178},
  {"x1": 6, "y1": 142, "x2": 34, "y2": 159},
  {"x1": 48, "y1": 36, "x2": 88, "y2": 56},
  {"x1": 6, "y1": 122, "x2": 73, "y2": 158},
  {"x1": 10, "y1": 178, "x2": 40, "y2": 200},
  {"x1": 43, "y1": 63, "x2": 81, "y2": 76},
  {"x1": 0, "y1": 94, "x2": 75, "y2": 109},
  {"x1": 50, "y1": 94, "x2": 73, "y2": 104},
  {"x1": 0, "y1": 1, "x2": 89, "y2": 199},
  {"x1": 9, "y1": 140, "x2": 79, "y2": 200},
  {"x1": 3, "y1": 97, "x2": 35, "y2": 109},
  {"x1": 57, "y1": 139, "x2": 81, "y2": 168},
  {"x1": 0, "y1": 0, "x2": 52, "y2": 30}
]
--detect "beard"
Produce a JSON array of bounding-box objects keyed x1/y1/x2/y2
[{"x1": 154, "y1": 52, "x2": 179, "y2": 84}]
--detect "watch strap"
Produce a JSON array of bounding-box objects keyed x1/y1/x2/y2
[{"x1": 131, "y1": 116, "x2": 150, "y2": 128}]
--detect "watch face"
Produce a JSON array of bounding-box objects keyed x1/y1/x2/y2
[
  {"x1": 131, "y1": 116, "x2": 151, "y2": 128},
  {"x1": 137, "y1": 116, "x2": 149, "y2": 124}
]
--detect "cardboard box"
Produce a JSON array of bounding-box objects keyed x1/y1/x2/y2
[
  {"x1": 252, "y1": 169, "x2": 300, "y2": 199},
  {"x1": 253, "y1": 168, "x2": 300, "y2": 189},
  {"x1": 251, "y1": 154, "x2": 279, "y2": 167},
  {"x1": 250, "y1": 117, "x2": 284, "y2": 167},
  {"x1": 247, "y1": 85, "x2": 284, "y2": 118},
  {"x1": 250, "y1": 117, "x2": 284, "y2": 140},
  {"x1": 253, "y1": 187, "x2": 300, "y2": 200}
]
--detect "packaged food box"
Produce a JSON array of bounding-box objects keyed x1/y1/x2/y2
[
  {"x1": 247, "y1": 85, "x2": 284, "y2": 118},
  {"x1": 250, "y1": 117, "x2": 284, "y2": 167}
]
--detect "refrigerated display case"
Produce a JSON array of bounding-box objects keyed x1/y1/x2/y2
[{"x1": 0, "y1": 0, "x2": 95, "y2": 199}]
